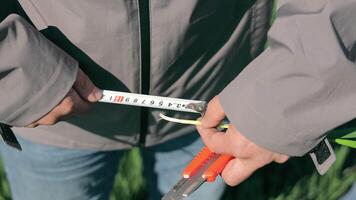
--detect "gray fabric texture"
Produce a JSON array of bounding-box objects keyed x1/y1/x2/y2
[
  {"x1": 0, "y1": 0, "x2": 269, "y2": 150},
  {"x1": 0, "y1": 0, "x2": 272, "y2": 150},
  {"x1": 3, "y1": 0, "x2": 353, "y2": 157},
  {"x1": 220, "y1": 0, "x2": 356, "y2": 156}
]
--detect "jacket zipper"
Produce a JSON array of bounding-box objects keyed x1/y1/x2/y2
[{"x1": 138, "y1": 0, "x2": 151, "y2": 146}]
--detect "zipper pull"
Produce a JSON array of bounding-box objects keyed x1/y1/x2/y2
[{"x1": 0, "y1": 123, "x2": 22, "y2": 151}]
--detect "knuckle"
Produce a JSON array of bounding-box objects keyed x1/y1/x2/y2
[
  {"x1": 26, "y1": 123, "x2": 38, "y2": 128},
  {"x1": 206, "y1": 99, "x2": 215, "y2": 111},
  {"x1": 65, "y1": 102, "x2": 75, "y2": 114},
  {"x1": 48, "y1": 117, "x2": 58, "y2": 124},
  {"x1": 223, "y1": 175, "x2": 238, "y2": 186},
  {"x1": 74, "y1": 74, "x2": 81, "y2": 87},
  {"x1": 43, "y1": 117, "x2": 57, "y2": 125},
  {"x1": 75, "y1": 72, "x2": 85, "y2": 88},
  {"x1": 274, "y1": 155, "x2": 289, "y2": 164},
  {"x1": 82, "y1": 75, "x2": 90, "y2": 88},
  {"x1": 62, "y1": 97, "x2": 75, "y2": 113}
]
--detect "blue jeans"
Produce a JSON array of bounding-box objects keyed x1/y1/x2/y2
[{"x1": 0, "y1": 134, "x2": 225, "y2": 200}]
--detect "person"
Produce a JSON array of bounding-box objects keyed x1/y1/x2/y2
[
  {"x1": 0, "y1": 0, "x2": 355, "y2": 200},
  {"x1": 0, "y1": 0, "x2": 272, "y2": 199}
]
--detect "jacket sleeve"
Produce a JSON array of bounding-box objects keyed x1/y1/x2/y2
[
  {"x1": 219, "y1": 0, "x2": 356, "y2": 156},
  {"x1": 0, "y1": 14, "x2": 78, "y2": 127}
]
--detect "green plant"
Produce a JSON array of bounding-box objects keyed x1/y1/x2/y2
[
  {"x1": 109, "y1": 148, "x2": 147, "y2": 200},
  {"x1": 0, "y1": 159, "x2": 11, "y2": 200}
]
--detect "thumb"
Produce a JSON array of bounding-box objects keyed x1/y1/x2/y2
[
  {"x1": 73, "y1": 68, "x2": 102, "y2": 102},
  {"x1": 201, "y1": 96, "x2": 225, "y2": 128}
]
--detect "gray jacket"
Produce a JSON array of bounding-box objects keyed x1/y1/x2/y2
[{"x1": 0, "y1": 0, "x2": 354, "y2": 157}]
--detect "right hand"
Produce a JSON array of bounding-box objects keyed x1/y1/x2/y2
[
  {"x1": 26, "y1": 69, "x2": 102, "y2": 128},
  {"x1": 197, "y1": 96, "x2": 289, "y2": 186}
]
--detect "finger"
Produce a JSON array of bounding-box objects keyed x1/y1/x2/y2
[
  {"x1": 273, "y1": 154, "x2": 289, "y2": 164},
  {"x1": 224, "y1": 125, "x2": 261, "y2": 159},
  {"x1": 196, "y1": 125, "x2": 231, "y2": 154},
  {"x1": 201, "y1": 96, "x2": 226, "y2": 128},
  {"x1": 221, "y1": 158, "x2": 257, "y2": 186},
  {"x1": 35, "y1": 89, "x2": 77, "y2": 125},
  {"x1": 26, "y1": 123, "x2": 38, "y2": 128},
  {"x1": 27, "y1": 89, "x2": 90, "y2": 126},
  {"x1": 73, "y1": 69, "x2": 102, "y2": 102},
  {"x1": 61, "y1": 88, "x2": 91, "y2": 114}
]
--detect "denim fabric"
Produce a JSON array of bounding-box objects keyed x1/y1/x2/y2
[
  {"x1": 340, "y1": 184, "x2": 356, "y2": 200},
  {"x1": 0, "y1": 133, "x2": 225, "y2": 200},
  {"x1": 0, "y1": 136, "x2": 122, "y2": 200},
  {"x1": 142, "y1": 133, "x2": 226, "y2": 200}
]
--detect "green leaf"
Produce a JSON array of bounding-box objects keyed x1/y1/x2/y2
[
  {"x1": 340, "y1": 131, "x2": 356, "y2": 139},
  {"x1": 335, "y1": 138, "x2": 356, "y2": 148}
]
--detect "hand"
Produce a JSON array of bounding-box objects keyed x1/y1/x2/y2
[
  {"x1": 26, "y1": 69, "x2": 102, "y2": 127},
  {"x1": 196, "y1": 96, "x2": 289, "y2": 186}
]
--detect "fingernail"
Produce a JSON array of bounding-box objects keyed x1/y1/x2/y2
[{"x1": 94, "y1": 88, "x2": 103, "y2": 100}]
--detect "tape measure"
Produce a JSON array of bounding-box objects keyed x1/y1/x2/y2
[{"x1": 99, "y1": 90, "x2": 207, "y2": 114}]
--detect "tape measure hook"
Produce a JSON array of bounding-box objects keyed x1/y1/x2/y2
[{"x1": 186, "y1": 102, "x2": 207, "y2": 115}]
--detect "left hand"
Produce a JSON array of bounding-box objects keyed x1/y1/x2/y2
[
  {"x1": 26, "y1": 68, "x2": 102, "y2": 128},
  {"x1": 196, "y1": 96, "x2": 289, "y2": 186}
]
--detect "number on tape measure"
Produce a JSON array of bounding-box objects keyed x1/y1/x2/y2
[{"x1": 99, "y1": 90, "x2": 205, "y2": 113}]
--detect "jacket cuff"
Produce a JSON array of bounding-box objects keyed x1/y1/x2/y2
[
  {"x1": 0, "y1": 14, "x2": 79, "y2": 127},
  {"x1": 5, "y1": 56, "x2": 78, "y2": 127},
  {"x1": 219, "y1": 85, "x2": 321, "y2": 157}
]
